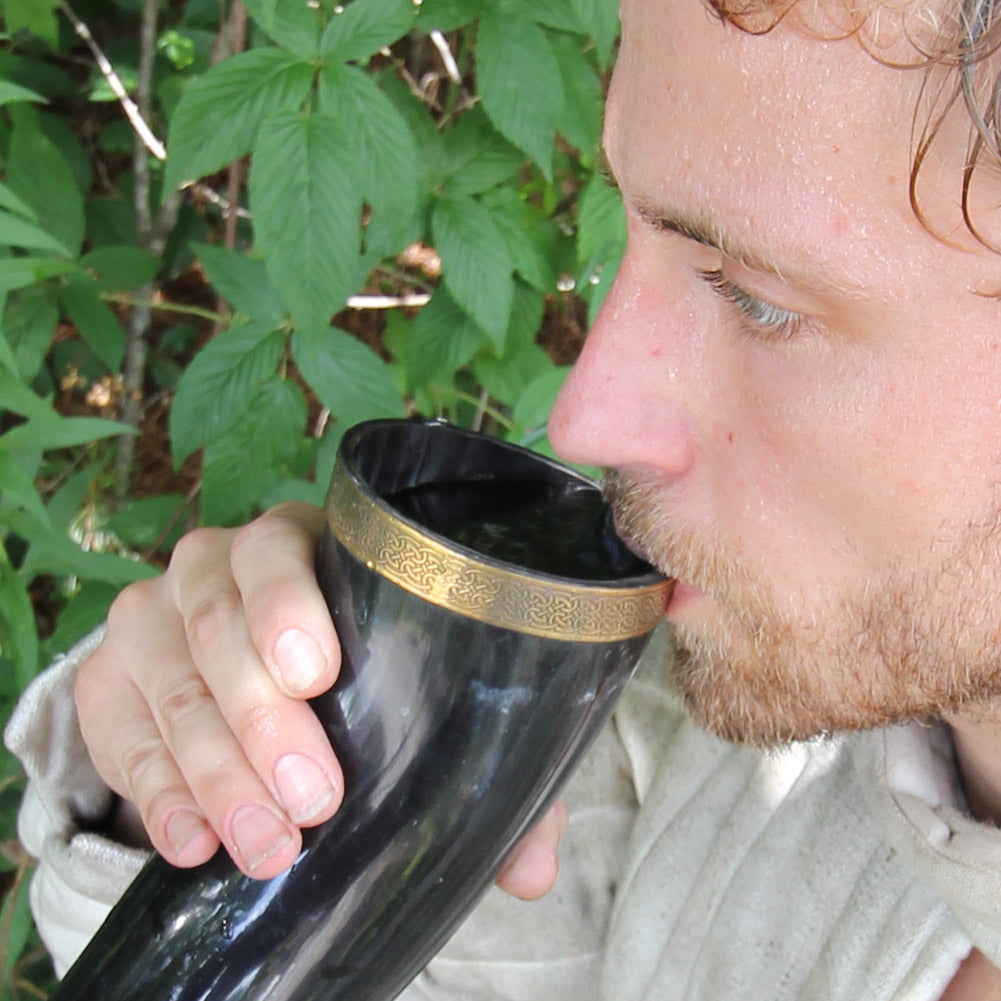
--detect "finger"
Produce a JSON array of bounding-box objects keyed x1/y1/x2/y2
[
  {"x1": 229, "y1": 503, "x2": 340, "y2": 699},
  {"x1": 76, "y1": 653, "x2": 219, "y2": 868},
  {"x1": 166, "y1": 549, "x2": 343, "y2": 833},
  {"x1": 495, "y1": 799, "x2": 570, "y2": 900},
  {"x1": 130, "y1": 609, "x2": 310, "y2": 879}
]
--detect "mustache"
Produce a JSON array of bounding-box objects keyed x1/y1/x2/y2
[{"x1": 601, "y1": 469, "x2": 768, "y2": 626}]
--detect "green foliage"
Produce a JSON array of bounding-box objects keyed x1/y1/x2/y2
[{"x1": 0, "y1": 1, "x2": 627, "y2": 992}]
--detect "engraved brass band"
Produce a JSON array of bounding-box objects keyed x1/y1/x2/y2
[{"x1": 324, "y1": 464, "x2": 669, "y2": 642}]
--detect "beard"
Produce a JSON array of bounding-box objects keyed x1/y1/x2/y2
[{"x1": 603, "y1": 469, "x2": 1001, "y2": 746}]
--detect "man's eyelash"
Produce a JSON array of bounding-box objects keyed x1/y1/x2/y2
[{"x1": 697, "y1": 268, "x2": 803, "y2": 341}]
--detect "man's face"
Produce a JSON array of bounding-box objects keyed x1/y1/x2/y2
[{"x1": 549, "y1": 0, "x2": 1001, "y2": 744}]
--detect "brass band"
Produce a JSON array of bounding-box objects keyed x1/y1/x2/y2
[{"x1": 324, "y1": 464, "x2": 669, "y2": 642}]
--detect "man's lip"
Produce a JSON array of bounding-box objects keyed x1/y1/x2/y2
[{"x1": 666, "y1": 580, "x2": 703, "y2": 615}]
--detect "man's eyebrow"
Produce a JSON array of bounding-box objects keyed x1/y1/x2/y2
[
  {"x1": 632, "y1": 196, "x2": 869, "y2": 295},
  {"x1": 596, "y1": 147, "x2": 866, "y2": 294},
  {"x1": 634, "y1": 198, "x2": 788, "y2": 278}
]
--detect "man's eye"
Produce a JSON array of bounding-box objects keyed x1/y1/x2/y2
[{"x1": 697, "y1": 268, "x2": 804, "y2": 342}]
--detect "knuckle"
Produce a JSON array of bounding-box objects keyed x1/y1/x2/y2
[
  {"x1": 169, "y1": 526, "x2": 227, "y2": 572},
  {"x1": 106, "y1": 577, "x2": 161, "y2": 629},
  {"x1": 118, "y1": 732, "x2": 169, "y2": 796},
  {"x1": 155, "y1": 674, "x2": 213, "y2": 734},
  {"x1": 184, "y1": 590, "x2": 242, "y2": 655},
  {"x1": 230, "y1": 511, "x2": 292, "y2": 560}
]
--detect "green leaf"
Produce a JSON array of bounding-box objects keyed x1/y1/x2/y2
[
  {"x1": 59, "y1": 277, "x2": 126, "y2": 371},
  {"x1": 0, "y1": 368, "x2": 54, "y2": 420},
  {"x1": 569, "y1": 0, "x2": 620, "y2": 67},
  {"x1": 549, "y1": 31, "x2": 603, "y2": 154},
  {"x1": 201, "y1": 379, "x2": 309, "y2": 525},
  {"x1": 1, "y1": 0, "x2": 59, "y2": 48},
  {"x1": 318, "y1": 63, "x2": 418, "y2": 241},
  {"x1": 480, "y1": 187, "x2": 560, "y2": 292},
  {"x1": 0, "y1": 556, "x2": 37, "y2": 696},
  {"x1": 1, "y1": 414, "x2": 134, "y2": 453},
  {"x1": 474, "y1": 341, "x2": 553, "y2": 406},
  {"x1": 42, "y1": 580, "x2": 119, "y2": 662},
  {"x1": 0, "y1": 449, "x2": 50, "y2": 526},
  {"x1": 0, "y1": 545, "x2": 38, "y2": 688},
  {"x1": 380, "y1": 74, "x2": 446, "y2": 194},
  {"x1": 0, "y1": 284, "x2": 58, "y2": 381},
  {"x1": 14, "y1": 520, "x2": 156, "y2": 585},
  {"x1": 415, "y1": 0, "x2": 481, "y2": 31},
  {"x1": 169, "y1": 320, "x2": 286, "y2": 464},
  {"x1": 0, "y1": 256, "x2": 78, "y2": 295},
  {"x1": 576, "y1": 172, "x2": 626, "y2": 319},
  {"x1": 477, "y1": 2, "x2": 564, "y2": 180},
  {"x1": 192, "y1": 243, "x2": 286, "y2": 325},
  {"x1": 0, "y1": 330, "x2": 19, "y2": 375},
  {"x1": 163, "y1": 49, "x2": 315, "y2": 192},
  {"x1": 511, "y1": 365, "x2": 571, "y2": 433},
  {"x1": 292, "y1": 323, "x2": 404, "y2": 426},
  {"x1": 80, "y1": 245, "x2": 161, "y2": 292},
  {"x1": 242, "y1": 0, "x2": 324, "y2": 57},
  {"x1": 395, "y1": 287, "x2": 485, "y2": 391},
  {"x1": 0, "y1": 79, "x2": 45, "y2": 107},
  {"x1": 250, "y1": 111, "x2": 363, "y2": 330},
  {"x1": 432, "y1": 193, "x2": 514, "y2": 351},
  {"x1": 531, "y1": 0, "x2": 584, "y2": 33},
  {"x1": 5, "y1": 105, "x2": 85, "y2": 256},
  {"x1": 107, "y1": 494, "x2": 189, "y2": 552},
  {"x1": 321, "y1": 0, "x2": 419, "y2": 61},
  {"x1": 439, "y1": 108, "x2": 525, "y2": 197},
  {"x1": 0, "y1": 180, "x2": 38, "y2": 221}
]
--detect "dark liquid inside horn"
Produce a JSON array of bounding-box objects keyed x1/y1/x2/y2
[{"x1": 385, "y1": 479, "x2": 646, "y2": 581}]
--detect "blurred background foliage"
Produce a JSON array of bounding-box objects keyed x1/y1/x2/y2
[{"x1": 0, "y1": 0, "x2": 625, "y2": 994}]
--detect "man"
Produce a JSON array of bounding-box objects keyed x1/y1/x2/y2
[{"x1": 9, "y1": 0, "x2": 1001, "y2": 995}]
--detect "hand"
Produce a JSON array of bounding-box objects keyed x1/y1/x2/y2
[{"x1": 75, "y1": 502, "x2": 566, "y2": 895}]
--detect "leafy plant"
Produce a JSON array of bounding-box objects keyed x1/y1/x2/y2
[{"x1": 0, "y1": 0, "x2": 626, "y2": 994}]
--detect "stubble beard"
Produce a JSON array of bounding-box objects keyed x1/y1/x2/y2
[{"x1": 603, "y1": 470, "x2": 1001, "y2": 747}]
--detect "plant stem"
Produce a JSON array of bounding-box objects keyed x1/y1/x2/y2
[
  {"x1": 103, "y1": 294, "x2": 231, "y2": 325},
  {"x1": 433, "y1": 386, "x2": 513, "y2": 430},
  {"x1": 113, "y1": 0, "x2": 182, "y2": 503}
]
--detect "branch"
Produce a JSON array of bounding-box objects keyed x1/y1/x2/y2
[
  {"x1": 346, "y1": 292, "x2": 431, "y2": 310},
  {"x1": 59, "y1": 1, "x2": 167, "y2": 163},
  {"x1": 429, "y1": 30, "x2": 462, "y2": 83}
]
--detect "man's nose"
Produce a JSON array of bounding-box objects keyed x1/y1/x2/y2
[{"x1": 548, "y1": 248, "x2": 698, "y2": 479}]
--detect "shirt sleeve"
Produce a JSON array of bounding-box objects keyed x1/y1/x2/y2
[{"x1": 3, "y1": 628, "x2": 150, "y2": 976}]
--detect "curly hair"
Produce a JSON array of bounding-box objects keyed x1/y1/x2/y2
[{"x1": 702, "y1": 0, "x2": 1001, "y2": 245}]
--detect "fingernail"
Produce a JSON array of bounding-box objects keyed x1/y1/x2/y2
[
  {"x1": 229, "y1": 804, "x2": 294, "y2": 873},
  {"x1": 272, "y1": 629, "x2": 326, "y2": 693},
  {"x1": 274, "y1": 753, "x2": 338, "y2": 824},
  {"x1": 166, "y1": 808, "x2": 209, "y2": 856}
]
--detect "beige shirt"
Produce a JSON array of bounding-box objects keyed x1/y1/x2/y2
[{"x1": 5, "y1": 626, "x2": 994, "y2": 998}]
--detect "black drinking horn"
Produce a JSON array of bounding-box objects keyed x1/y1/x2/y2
[{"x1": 50, "y1": 418, "x2": 669, "y2": 1001}]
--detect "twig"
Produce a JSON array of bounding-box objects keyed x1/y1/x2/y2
[
  {"x1": 142, "y1": 479, "x2": 199, "y2": 560},
  {"x1": 189, "y1": 182, "x2": 252, "y2": 219},
  {"x1": 59, "y1": 1, "x2": 166, "y2": 162},
  {"x1": 222, "y1": 3, "x2": 248, "y2": 253},
  {"x1": 346, "y1": 292, "x2": 431, "y2": 310},
  {"x1": 114, "y1": 0, "x2": 177, "y2": 503},
  {"x1": 429, "y1": 29, "x2": 462, "y2": 83}
]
